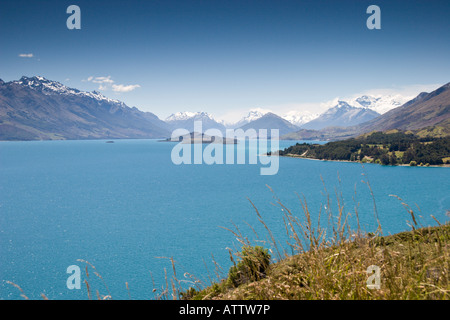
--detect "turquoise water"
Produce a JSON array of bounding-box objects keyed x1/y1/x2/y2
[{"x1": 0, "y1": 139, "x2": 449, "y2": 299}]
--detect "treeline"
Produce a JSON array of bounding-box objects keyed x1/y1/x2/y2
[{"x1": 278, "y1": 131, "x2": 450, "y2": 166}]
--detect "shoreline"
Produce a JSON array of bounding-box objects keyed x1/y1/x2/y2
[{"x1": 279, "y1": 153, "x2": 450, "y2": 167}]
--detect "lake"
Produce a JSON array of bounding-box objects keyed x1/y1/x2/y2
[{"x1": 0, "y1": 139, "x2": 449, "y2": 299}]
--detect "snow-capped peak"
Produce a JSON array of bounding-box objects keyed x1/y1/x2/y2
[
  {"x1": 165, "y1": 111, "x2": 196, "y2": 121},
  {"x1": 352, "y1": 94, "x2": 410, "y2": 114},
  {"x1": 319, "y1": 94, "x2": 412, "y2": 115},
  {"x1": 13, "y1": 76, "x2": 123, "y2": 105},
  {"x1": 282, "y1": 110, "x2": 320, "y2": 126},
  {"x1": 334, "y1": 101, "x2": 354, "y2": 109},
  {"x1": 165, "y1": 111, "x2": 216, "y2": 122},
  {"x1": 242, "y1": 109, "x2": 270, "y2": 122}
]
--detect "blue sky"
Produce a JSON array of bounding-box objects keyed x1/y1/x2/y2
[{"x1": 1, "y1": 0, "x2": 449, "y2": 121}]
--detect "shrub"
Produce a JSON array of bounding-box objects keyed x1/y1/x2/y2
[
  {"x1": 227, "y1": 245, "x2": 271, "y2": 287},
  {"x1": 409, "y1": 160, "x2": 417, "y2": 166}
]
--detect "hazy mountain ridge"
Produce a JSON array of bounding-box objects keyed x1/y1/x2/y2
[{"x1": 236, "y1": 112, "x2": 301, "y2": 137}]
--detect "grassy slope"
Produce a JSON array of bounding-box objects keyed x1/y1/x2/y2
[{"x1": 183, "y1": 223, "x2": 449, "y2": 300}]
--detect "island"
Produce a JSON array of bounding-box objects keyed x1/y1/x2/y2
[{"x1": 160, "y1": 132, "x2": 238, "y2": 144}]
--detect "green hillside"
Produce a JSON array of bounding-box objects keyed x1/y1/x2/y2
[{"x1": 277, "y1": 131, "x2": 450, "y2": 166}]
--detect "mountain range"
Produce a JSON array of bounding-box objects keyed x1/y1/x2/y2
[
  {"x1": 164, "y1": 110, "x2": 302, "y2": 137},
  {"x1": 284, "y1": 82, "x2": 450, "y2": 140},
  {"x1": 163, "y1": 94, "x2": 407, "y2": 134},
  {"x1": 165, "y1": 111, "x2": 226, "y2": 133},
  {"x1": 359, "y1": 83, "x2": 450, "y2": 132},
  {"x1": 1, "y1": 76, "x2": 448, "y2": 141},
  {"x1": 301, "y1": 101, "x2": 381, "y2": 130}
]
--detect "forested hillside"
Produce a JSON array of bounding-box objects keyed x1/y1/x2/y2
[{"x1": 278, "y1": 131, "x2": 450, "y2": 166}]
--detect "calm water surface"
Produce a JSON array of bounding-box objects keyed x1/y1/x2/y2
[{"x1": 0, "y1": 139, "x2": 449, "y2": 299}]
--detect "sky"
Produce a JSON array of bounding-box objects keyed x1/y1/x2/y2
[{"x1": 1, "y1": 0, "x2": 449, "y2": 122}]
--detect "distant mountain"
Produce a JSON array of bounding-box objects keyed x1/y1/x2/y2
[
  {"x1": 359, "y1": 82, "x2": 450, "y2": 132},
  {"x1": 0, "y1": 76, "x2": 171, "y2": 140},
  {"x1": 301, "y1": 101, "x2": 380, "y2": 130},
  {"x1": 282, "y1": 82, "x2": 450, "y2": 140},
  {"x1": 165, "y1": 111, "x2": 199, "y2": 122},
  {"x1": 165, "y1": 111, "x2": 226, "y2": 133},
  {"x1": 282, "y1": 110, "x2": 320, "y2": 127},
  {"x1": 282, "y1": 126, "x2": 360, "y2": 141},
  {"x1": 351, "y1": 94, "x2": 409, "y2": 114},
  {"x1": 237, "y1": 112, "x2": 300, "y2": 137},
  {"x1": 228, "y1": 109, "x2": 270, "y2": 129}
]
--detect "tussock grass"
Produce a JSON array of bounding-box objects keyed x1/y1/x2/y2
[{"x1": 179, "y1": 181, "x2": 449, "y2": 300}]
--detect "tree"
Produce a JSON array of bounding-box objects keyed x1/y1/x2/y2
[
  {"x1": 389, "y1": 154, "x2": 397, "y2": 165},
  {"x1": 380, "y1": 153, "x2": 390, "y2": 165}
]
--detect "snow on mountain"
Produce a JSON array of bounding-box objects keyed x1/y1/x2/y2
[
  {"x1": 226, "y1": 108, "x2": 270, "y2": 128},
  {"x1": 301, "y1": 100, "x2": 381, "y2": 130},
  {"x1": 14, "y1": 76, "x2": 124, "y2": 106},
  {"x1": 237, "y1": 112, "x2": 301, "y2": 136},
  {"x1": 352, "y1": 94, "x2": 411, "y2": 114},
  {"x1": 282, "y1": 110, "x2": 320, "y2": 127},
  {"x1": 164, "y1": 111, "x2": 226, "y2": 132},
  {"x1": 165, "y1": 111, "x2": 198, "y2": 122},
  {"x1": 318, "y1": 94, "x2": 411, "y2": 116},
  {"x1": 165, "y1": 111, "x2": 217, "y2": 122},
  {"x1": 242, "y1": 109, "x2": 269, "y2": 123},
  {"x1": 1, "y1": 76, "x2": 171, "y2": 140}
]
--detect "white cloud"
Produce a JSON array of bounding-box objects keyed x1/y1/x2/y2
[
  {"x1": 18, "y1": 53, "x2": 33, "y2": 58},
  {"x1": 112, "y1": 84, "x2": 141, "y2": 93},
  {"x1": 92, "y1": 76, "x2": 114, "y2": 84},
  {"x1": 248, "y1": 107, "x2": 273, "y2": 114},
  {"x1": 83, "y1": 75, "x2": 114, "y2": 84},
  {"x1": 82, "y1": 75, "x2": 140, "y2": 93}
]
